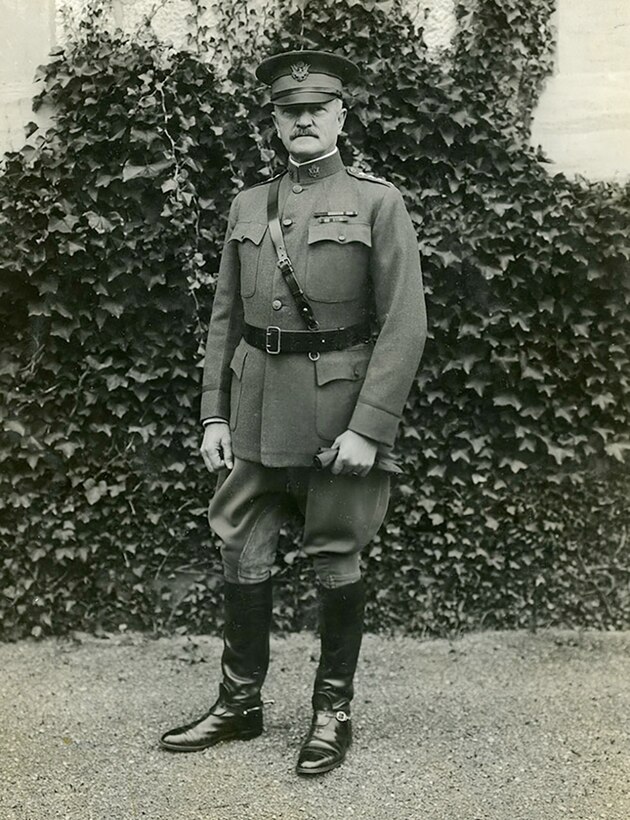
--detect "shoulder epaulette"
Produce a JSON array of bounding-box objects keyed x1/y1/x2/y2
[
  {"x1": 248, "y1": 170, "x2": 286, "y2": 189},
  {"x1": 346, "y1": 167, "x2": 393, "y2": 187}
]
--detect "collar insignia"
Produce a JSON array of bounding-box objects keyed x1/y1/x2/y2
[
  {"x1": 291, "y1": 62, "x2": 310, "y2": 82},
  {"x1": 307, "y1": 164, "x2": 320, "y2": 178}
]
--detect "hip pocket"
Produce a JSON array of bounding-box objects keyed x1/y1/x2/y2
[
  {"x1": 229, "y1": 340, "x2": 248, "y2": 431},
  {"x1": 315, "y1": 347, "x2": 372, "y2": 440}
]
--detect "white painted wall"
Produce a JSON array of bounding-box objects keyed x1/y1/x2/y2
[
  {"x1": 531, "y1": 0, "x2": 630, "y2": 180},
  {"x1": 403, "y1": 0, "x2": 457, "y2": 51},
  {"x1": 0, "y1": 0, "x2": 56, "y2": 157}
]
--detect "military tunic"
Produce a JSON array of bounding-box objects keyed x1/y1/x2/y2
[{"x1": 200, "y1": 150, "x2": 426, "y2": 467}]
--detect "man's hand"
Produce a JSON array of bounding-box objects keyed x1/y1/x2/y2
[
  {"x1": 330, "y1": 429, "x2": 378, "y2": 477},
  {"x1": 200, "y1": 422, "x2": 234, "y2": 473}
]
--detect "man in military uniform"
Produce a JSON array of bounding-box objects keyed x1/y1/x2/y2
[{"x1": 160, "y1": 50, "x2": 427, "y2": 776}]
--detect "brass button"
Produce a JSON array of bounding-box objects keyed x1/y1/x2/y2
[
  {"x1": 282, "y1": 218, "x2": 293, "y2": 227},
  {"x1": 292, "y1": 184, "x2": 303, "y2": 194},
  {"x1": 338, "y1": 234, "x2": 346, "y2": 242},
  {"x1": 272, "y1": 299, "x2": 282, "y2": 311}
]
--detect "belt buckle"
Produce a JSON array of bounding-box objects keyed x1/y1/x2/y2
[{"x1": 265, "y1": 326, "x2": 281, "y2": 354}]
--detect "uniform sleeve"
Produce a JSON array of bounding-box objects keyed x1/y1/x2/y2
[
  {"x1": 348, "y1": 185, "x2": 427, "y2": 446},
  {"x1": 199, "y1": 196, "x2": 244, "y2": 421}
]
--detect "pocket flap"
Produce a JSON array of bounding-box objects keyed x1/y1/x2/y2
[
  {"x1": 229, "y1": 340, "x2": 248, "y2": 379},
  {"x1": 308, "y1": 222, "x2": 372, "y2": 247},
  {"x1": 315, "y1": 348, "x2": 371, "y2": 387},
  {"x1": 229, "y1": 221, "x2": 267, "y2": 246}
]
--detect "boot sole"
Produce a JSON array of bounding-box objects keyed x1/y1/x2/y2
[
  {"x1": 296, "y1": 753, "x2": 347, "y2": 776},
  {"x1": 160, "y1": 729, "x2": 263, "y2": 753}
]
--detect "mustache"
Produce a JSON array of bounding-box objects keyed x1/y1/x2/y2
[{"x1": 291, "y1": 130, "x2": 317, "y2": 139}]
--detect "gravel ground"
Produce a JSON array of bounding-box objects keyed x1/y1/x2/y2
[{"x1": 1, "y1": 629, "x2": 630, "y2": 820}]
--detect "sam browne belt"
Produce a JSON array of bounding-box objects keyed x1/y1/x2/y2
[
  {"x1": 254, "y1": 173, "x2": 371, "y2": 357},
  {"x1": 267, "y1": 172, "x2": 320, "y2": 332},
  {"x1": 252, "y1": 176, "x2": 371, "y2": 360},
  {"x1": 243, "y1": 322, "x2": 371, "y2": 356}
]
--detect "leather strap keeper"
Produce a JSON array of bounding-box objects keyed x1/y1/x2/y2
[{"x1": 243, "y1": 322, "x2": 371, "y2": 355}]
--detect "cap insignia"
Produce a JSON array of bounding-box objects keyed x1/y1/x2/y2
[
  {"x1": 290, "y1": 61, "x2": 310, "y2": 82},
  {"x1": 308, "y1": 165, "x2": 320, "y2": 179}
]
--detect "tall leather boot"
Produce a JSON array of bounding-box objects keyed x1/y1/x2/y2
[
  {"x1": 296, "y1": 579, "x2": 365, "y2": 776},
  {"x1": 160, "y1": 578, "x2": 272, "y2": 752}
]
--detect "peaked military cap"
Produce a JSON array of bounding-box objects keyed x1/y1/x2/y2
[{"x1": 256, "y1": 50, "x2": 359, "y2": 106}]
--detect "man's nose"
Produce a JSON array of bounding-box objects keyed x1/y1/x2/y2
[{"x1": 295, "y1": 109, "x2": 314, "y2": 127}]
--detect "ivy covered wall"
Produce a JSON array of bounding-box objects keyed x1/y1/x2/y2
[
  {"x1": 1, "y1": 0, "x2": 629, "y2": 639},
  {"x1": 55, "y1": 0, "x2": 458, "y2": 53}
]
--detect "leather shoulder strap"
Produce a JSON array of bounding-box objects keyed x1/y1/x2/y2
[
  {"x1": 267, "y1": 175, "x2": 320, "y2": 331},
  {"x1": 248, "y1": 169, "x2": 285, "y2": 189},
  {"x1": 267, "y1": 174, "x2": 290, "y2": 268}
]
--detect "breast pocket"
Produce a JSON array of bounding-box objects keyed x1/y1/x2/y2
[
  {"x1": 228, "y1": 221, "x2": 267, "y2": 297},
  {"x1": 305, "y1": 222, "x2": 371, "y2": 303}
]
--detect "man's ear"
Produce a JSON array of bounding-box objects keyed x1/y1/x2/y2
[
  {"x1": 338, "y1": 106, "x2": 348, "y2": 130},
  {"x1": 271, "y1": 108, "x2": 281, "y2": 138}
]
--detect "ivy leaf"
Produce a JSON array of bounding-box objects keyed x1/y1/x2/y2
[
  {"x1": 57, "y1": 442, "x2": 79, "y2": 459},
  {"x1": 604, "y1": 443, "x2": 630, "y2": 462},
  {"x1": 122, "y1": 159, "x2": 172, "y2": 182},
  {"x1": 84, "y1": 481, "x2": 108, "y2": 505},
  {"x1": 494, "y1": 394, "x2": 523, "y2": 411},
  {"x1": 499, "y1": 458, "x2": 528, "y2": 473},
  {"x1": 5, "y1": 420, "x2": 27, "y2": 436},
  {"x1": 86, "y1": 212, "x2": 115, "y2": 233},
  {"x1": 49, "y1": 214, "x2": 79, "y2": 233},
  {"x1": 591, "y1": 393, "x2": 615, "y2": 410},
  {"x1": 465, "y1": 377, "x2": 490, "y2": 396}
]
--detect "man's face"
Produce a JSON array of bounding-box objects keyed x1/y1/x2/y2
[{"x1": 272, "y1": 99, "x2": 347, "y2": 162}]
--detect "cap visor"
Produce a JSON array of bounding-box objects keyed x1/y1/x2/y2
[{"x1": 272, "y1": 91, "x2": 340, "y2": 106}]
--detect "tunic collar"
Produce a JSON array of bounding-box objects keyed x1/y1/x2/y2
[{"x1": 287, "y1": 149, "x2": 345, "y2": 184}]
